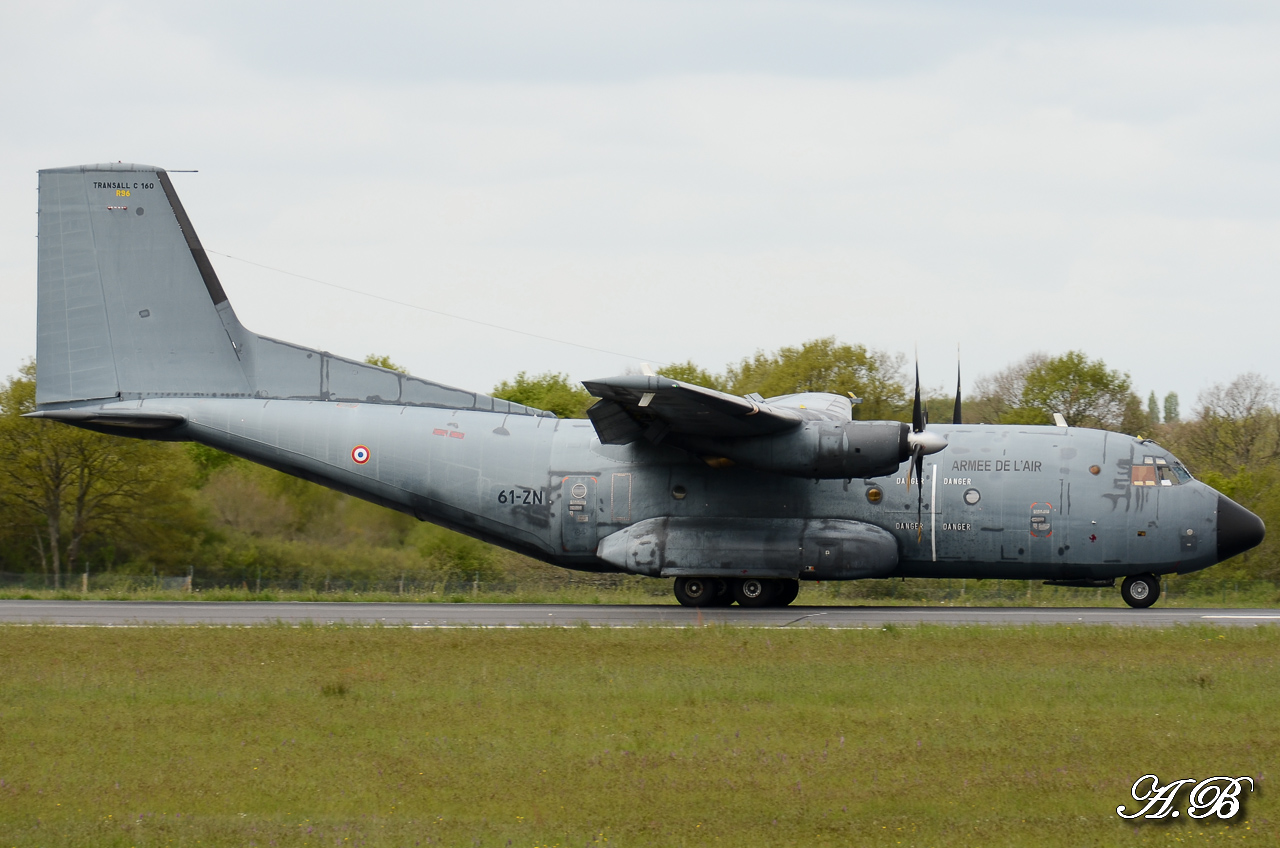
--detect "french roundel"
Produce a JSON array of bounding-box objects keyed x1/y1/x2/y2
[{"x1": 351, "y1": 445, "x2": 371, "y2": 464}]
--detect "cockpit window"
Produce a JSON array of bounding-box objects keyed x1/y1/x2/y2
[
  {"x1": 1132, "y1": 457, "x2": 1191, "y2": 486},
  {"x1": 1131, "y1": 465, "x2": 1158, "y2": 486}
]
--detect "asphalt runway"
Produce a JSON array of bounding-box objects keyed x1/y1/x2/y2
[{"x1": 1, "y1": 600, "x2": 1279, "y2": 627}]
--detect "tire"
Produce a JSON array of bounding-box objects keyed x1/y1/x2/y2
[
  {"x1": 772, "y1": 579, "x2": 800, "y2": 607},
  {"x1": 674, "y1": 576, "x2": 716, "y2": 607},
  {"x1": 1120, "y1": 574, "x2": 1161, "y2": 608},
  {"x1": 734, "y1": 577, "x2": 777, "y2": 608}
]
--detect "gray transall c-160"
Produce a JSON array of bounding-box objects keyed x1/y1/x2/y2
[{"x1": 28, "y1": 164, "x2": 1265, "y2": 608}]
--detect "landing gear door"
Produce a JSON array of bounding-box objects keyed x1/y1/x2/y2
[{"x1": 560, "y1": 476, "x2": 598, "y2": 553}]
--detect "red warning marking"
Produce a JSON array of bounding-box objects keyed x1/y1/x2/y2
[
  {"x1": 449, "y1": 432, "x2": 465, "y2": 440},
  {"x1": 351, "y1": 445, "x2": 370, "y2": 464},
  {"x1": 432, "y1": 429, "x2": 448, "y2": 437}
]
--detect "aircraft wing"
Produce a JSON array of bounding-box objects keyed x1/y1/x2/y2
[{"x1": 581, "y1": 375, "x2": 803, "y2": 444}]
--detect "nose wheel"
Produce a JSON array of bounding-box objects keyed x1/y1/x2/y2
[{"x1": 1120, "y1": 574, "x2": 1161, "y2": 608}]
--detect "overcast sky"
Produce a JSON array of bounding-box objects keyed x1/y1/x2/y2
[{"x1": 3, "y1": 1, "x2": 1278, "y2": 408}]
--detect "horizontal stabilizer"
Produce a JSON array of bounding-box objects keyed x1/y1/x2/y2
[{"x1": 23, "y1": 408, "x2": 186, "y2": 430}]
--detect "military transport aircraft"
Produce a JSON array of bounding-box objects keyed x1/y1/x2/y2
[{"x1": 28, "y1": 164, "x2": 1265, "y2": 608}]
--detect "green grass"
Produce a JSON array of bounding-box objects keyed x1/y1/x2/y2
[{"x1": 0, "y1": 625, "x2": 1275, "y2": 846}]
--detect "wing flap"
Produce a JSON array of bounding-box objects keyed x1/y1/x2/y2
[{"x1": 586, "y1": 399, "x2": 646, "y2": 445}]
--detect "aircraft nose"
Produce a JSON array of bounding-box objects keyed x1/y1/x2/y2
[{"x1": 1217, "y1": 495, "x2": 1266, "y2": 562}]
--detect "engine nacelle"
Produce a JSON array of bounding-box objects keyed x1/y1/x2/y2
[{"x1": 679, "y1": 420, "x2": 910, "y2": 479}]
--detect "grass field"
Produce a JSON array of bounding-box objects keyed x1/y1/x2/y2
[{"x1": 0, "y1": 625, "x2": 1275, "y2": 847}]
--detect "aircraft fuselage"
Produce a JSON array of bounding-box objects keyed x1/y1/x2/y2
[{"x1": 114, "y1": 396, "x2": 1233, "y2": 583}]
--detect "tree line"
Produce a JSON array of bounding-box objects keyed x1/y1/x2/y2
[{"x1": 2, "y1": 341, "x2": 1276, "y2": 588}]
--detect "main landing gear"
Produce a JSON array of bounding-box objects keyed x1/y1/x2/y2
[
  {"x1": 674, "y1": 576, "x2": 800, "y2": 608},
  {"x1": 1120, "y1": 573, "x2": 1161, "y2": 609}
]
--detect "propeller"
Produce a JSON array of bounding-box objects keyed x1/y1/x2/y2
[
  {"x1": 905, "y1": 360, "x2": 948, "y2": 543},
  {"x1": 953, "y1": 352, "x2": 962, "y2": 425}
]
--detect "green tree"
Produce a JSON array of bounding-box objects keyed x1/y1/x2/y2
[
  {"x1": 1162, "y1": 375, "x2": 1280, "y2": 580},
  {"x1": 1171, "y1": 374, "x2": 1280, "y2": 475},
  {"x1": 1147, "y1": 391, "x2": 1161, "y2": 426},
  {"x1": 968, "y1": 353, "x2": 1048, "y2": 424},
  {"x1": 0, "y1": 362, "x2": 200, "y2": 585},
  {"x1": 363, "y1": 354, "x2": 407, "y2": 373},
  {"x1": 1163, "y1": 391, "x2": 1180, "y2": 424},
  {"x1": 492, "y1": 371, "x2": 595, "y2": 418},
  {"x1": 724, "y1": 338, "x2": 908, "y2": 420},
  {"x1": 185, "y1": 442, "x2": 242, "y2": 486},
  {"x1": 997, "y1": 351, "x2": 1143, "y2": 431},
  {"x1": 656, "y1": 360, "x2": 725, "y2": 391}
]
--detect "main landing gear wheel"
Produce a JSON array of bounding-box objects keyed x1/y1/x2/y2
[
  {"x1": 773, "y1": 579, "x2": 800, "y2": 607},
  {"x1": 734, "y1": 577, "x2": 777, "y2": 608},
  {"x1": 1121, "y1": 574, "x2": 1161, "y2": 608},
  {"x1": 674, "y1": 576, "x2": 716, "y2": 607}
]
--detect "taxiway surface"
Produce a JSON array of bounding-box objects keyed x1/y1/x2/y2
[{"x1": 1, "y1": 601, "x2": 1278, "y2": 627}]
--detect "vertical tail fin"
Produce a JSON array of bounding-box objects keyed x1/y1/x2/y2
[{"x1": 36, "y1": 163, "x2": 250, "y2": 405}]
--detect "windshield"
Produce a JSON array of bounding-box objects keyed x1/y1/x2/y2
[{"x1": 1132, "y1": 456, "x2": 1193, "y2": 486}]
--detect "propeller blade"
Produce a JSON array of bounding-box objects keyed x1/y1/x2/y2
[
  {"x1": 953, "y1": 356, "x2": 962, "y2": 425},
  {"x1": 912, "y1": 361, "x2": 924, "y2": 433}
]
